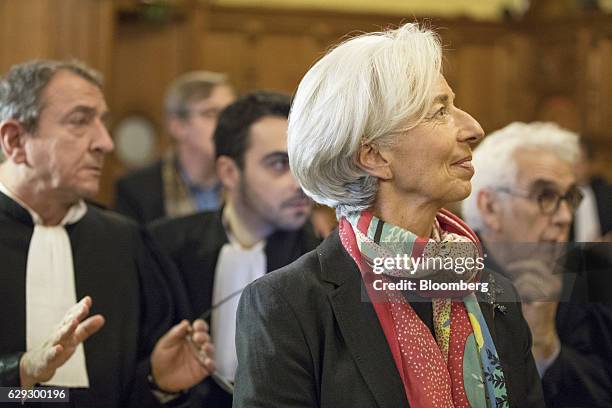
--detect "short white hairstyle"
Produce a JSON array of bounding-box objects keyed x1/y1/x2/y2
[
  {"x1": 288, "y1": 23, "x2": 442, "y2": 218},
  {"x1": 462, "y1": 122, "x2": 580, "y2": 230}
]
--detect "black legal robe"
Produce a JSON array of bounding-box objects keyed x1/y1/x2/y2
[
  {"x1": 149, "y1": 210, "x2": 320, "y2": 408},
  {"x1": 0, "y1": 191, "x2": 187, "y2": 408},
  {"x1": 115, "y1": 160, "x2": 165, "y2": 224},
  {"x1": 483, "y1": 241, "x2": 612, "y2": 407},
  {"x1": 543, "y1": 243, "x2": 612, "y2": 408}
]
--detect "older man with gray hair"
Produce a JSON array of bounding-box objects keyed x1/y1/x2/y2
[
  {"x1": 0, "y1": 59, "x2": 214, "y2": 407},
  {"x1": 463, "y1": 121, "x2": 612, "y2": 407}
]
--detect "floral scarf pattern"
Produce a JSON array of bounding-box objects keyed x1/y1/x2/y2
[{"x1": 339, "y1": 209, "x2": 508, "y2": 407}]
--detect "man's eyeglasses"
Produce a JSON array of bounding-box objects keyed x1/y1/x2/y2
[
  {"x1": 176, "y1": 107, "x2": 222, "y2": 120},
  {"x1": 189, "y1": 108, "x2": 221, "y2": 120},
  {"x1": 494, "y1": 185, "x2": 584, "y2": 215}
]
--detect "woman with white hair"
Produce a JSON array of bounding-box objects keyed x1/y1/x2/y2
[{"x1": 233, "y1": 23, "x2": 545, "y2": 408}]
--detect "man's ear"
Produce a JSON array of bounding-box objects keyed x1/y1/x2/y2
[
  {"x1": 356, "y1": 143, "x2": 393, "y2": 180},
  {"x1": 216, "y1": 156, "x2": 240, "y2": 191},
  {"x1": 0, "y1": 120, "x2": 28, "y2": 164},
  {"x1": 167, "y1": 116, "x2": 187, "y2": 142},
  {"x1": 477, "y1": 189, "x2": 503, "y2": 232}
]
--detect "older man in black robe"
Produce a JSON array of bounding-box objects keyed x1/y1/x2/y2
[{"x1": 0, "y1": 60, "x2": 214, "y2": 408}]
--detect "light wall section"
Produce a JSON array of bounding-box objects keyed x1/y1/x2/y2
[{"x1": 213, "y1": 0, "x2": 529, "y2": 20}]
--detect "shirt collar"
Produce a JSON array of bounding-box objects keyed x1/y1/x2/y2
[
  {"x1": 0, "y1": 182, "x2": 87, "y2": 226},
  {"x1": 178, "y1": 164, "x2": 221, "y2": 194}
]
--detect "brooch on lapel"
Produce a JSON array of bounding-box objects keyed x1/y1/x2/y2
[
  {"x1": 494, "y1": 303, "x2": 507, "y2": 315},
  {"x1": 482, "y1": 272, "x2": 506, "y2": 316}
]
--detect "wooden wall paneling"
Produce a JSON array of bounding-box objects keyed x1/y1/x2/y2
[
  {"x1": 431, "y1": 20, "x2": 534, "y2": 133},
  {"x1": 0, "y1": 0, "x2": 114, "y2": 75},
  {"x1": 51, "y1": 0, "x2": 115, "y2": 75},
  {"x1": 529, "y1": 22, "x2": 582, "y2": 130},
  {"x1": 505, "y1": 33, "x2": 536, "y2": 124},
  {"x1": 602, "y1": 38, "x2": 612, "y2": 137},
  {"x1": 111, "y1": 20, "x2": 191, "y2": 134},
  {"x1": 185, "y1": 0, "x2": 207, "y2": 69},
  {"x1": 202, "y1": 7, "x2": 358, "y2": 94},
  {"x1": 587, "y1": 18, "x2": 612, "y2": 142},
  {"x1": 201, "y1": 6, "x2": 527, "y2": 100},
  {"x1": 460, "y1": 45, "x2": 495, "y2": 131},
  {"x1": 250, "y1": 34, "x2": 323, "y2": 92},
  {"x1": 579, "y1": 27, "x2": 612, "y2": 180},
  {"x1": 491, "y1": 45, "x2": 515, "y2": 129},
  {"x1": 582, "y1": 29, "x2": 612, "y2": 136},
  {"x1": 524, "y1": 16, "x2": 612, "y2": 179},
  {"x1": 450, "y1": 44, "x2": 510, "y2": 133},
  {"x1": 196, "y1": 5, "x2": 548, "y2": 144},
  {"x1": 234, "y1": 23, "x2": 259, "y2": 91},
  {"x1": 0, "y1": 0, "x2": 52, "y2": 73},
  {"x1": 534, "y1": 26, "x2": 579, "y2": 96},
  {"x1": 200, "y1": 31, "x2": 250, "y2": 90},
  {"x1": 0, "y1": 0, "x2": 115, "y2": 204},
  {"x1": 206, "y1": 5, "x2": 401, "y2": 40},
  {"x1": 2, "y1": 2, "x2": 611, "y2": 198},
  {"x1": 528, "y1": 17, "x2": 612, "y2": 139},
  {"x1": 105, "y1": 17, "x2": 195, "y2": 204},
  {"x1": 581, "y1": 29, "x2": 606, "y2": 133}
]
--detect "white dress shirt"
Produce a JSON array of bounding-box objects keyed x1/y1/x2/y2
[{"x1": 0, "y1": 182, "x2": 90, "y2": 387}]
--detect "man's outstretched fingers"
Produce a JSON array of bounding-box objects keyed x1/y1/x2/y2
[
  {"x1": 44, "y1": 344, "x2": 64, "y2": 365},
  {"x1": 192, "y1": 319, "x2": 208, "y2": 332},
  {"x1": 74, "y1": 315, "x2": 105, "y2": 344},
  {"x1": 71, "y1": 297, "x2": 92, "y2": 323},
  {"x1": 203, "y1": 342, "x2": 215, "y2": 360},
  {"x1": 202, "y1": 343, "x2": 215, "y2": 372},
  {"x1": 190, "y1": 319, "x2": 210, "y2": 347},
  {"x1": 191, "y1": 329, "x2": 210, "y2": 346},
  {"x1": 159, "y1": 320, "x2": 190, "y2": 348},
  {"x1": 61, "y1": 297, "x2": 90, "y2": 327},
  {"x1": 54, "y1": 318, "x2": 79, "y2": 345}
]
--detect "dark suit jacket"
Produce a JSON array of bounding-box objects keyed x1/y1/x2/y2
[
  {"x1": 115, "y1": 160, "x2": 165, "y2": 224},
  {"x1": 591, "y1": 177, "x2": 612, "y2": 236},
  {"x1": 490, "y1": 242, "x2": 612, "y2": 407},
  {"x1": 233, "y1": 231, "x2": 546, "y2": 408},
  {"x1": 543, "y1": 302, "x2": 612, "y2": 408}
]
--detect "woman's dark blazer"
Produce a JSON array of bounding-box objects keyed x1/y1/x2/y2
[{"x1": 233, "y1": 230, "x2": 546, "y2": 408}]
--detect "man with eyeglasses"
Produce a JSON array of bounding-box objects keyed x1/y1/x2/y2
[
  {"x1": 115, "y1": 71, "x2": 235, "y2": 223},
  {"x1": 463, "y1": 122, "x2": 612, "y2": 407}
]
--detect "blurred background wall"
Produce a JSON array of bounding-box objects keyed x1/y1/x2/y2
[{"x1": 1, "y1": 0, "x2": 611, "y2": 205}]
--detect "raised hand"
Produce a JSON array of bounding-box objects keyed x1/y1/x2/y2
[
  {"x1": 19, "y1": 296, "x2": 105, "y2": 388},
  {"x1": 507, "y1": 259, "x2": 562, "y2": 302},
  {"x1": 507, "y1": 259, "x2": 561, "y2": 363}
]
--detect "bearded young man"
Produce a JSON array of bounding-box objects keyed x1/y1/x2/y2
[{"x1": 150, "y1": 91, "x2": 318, "y2": 408}]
